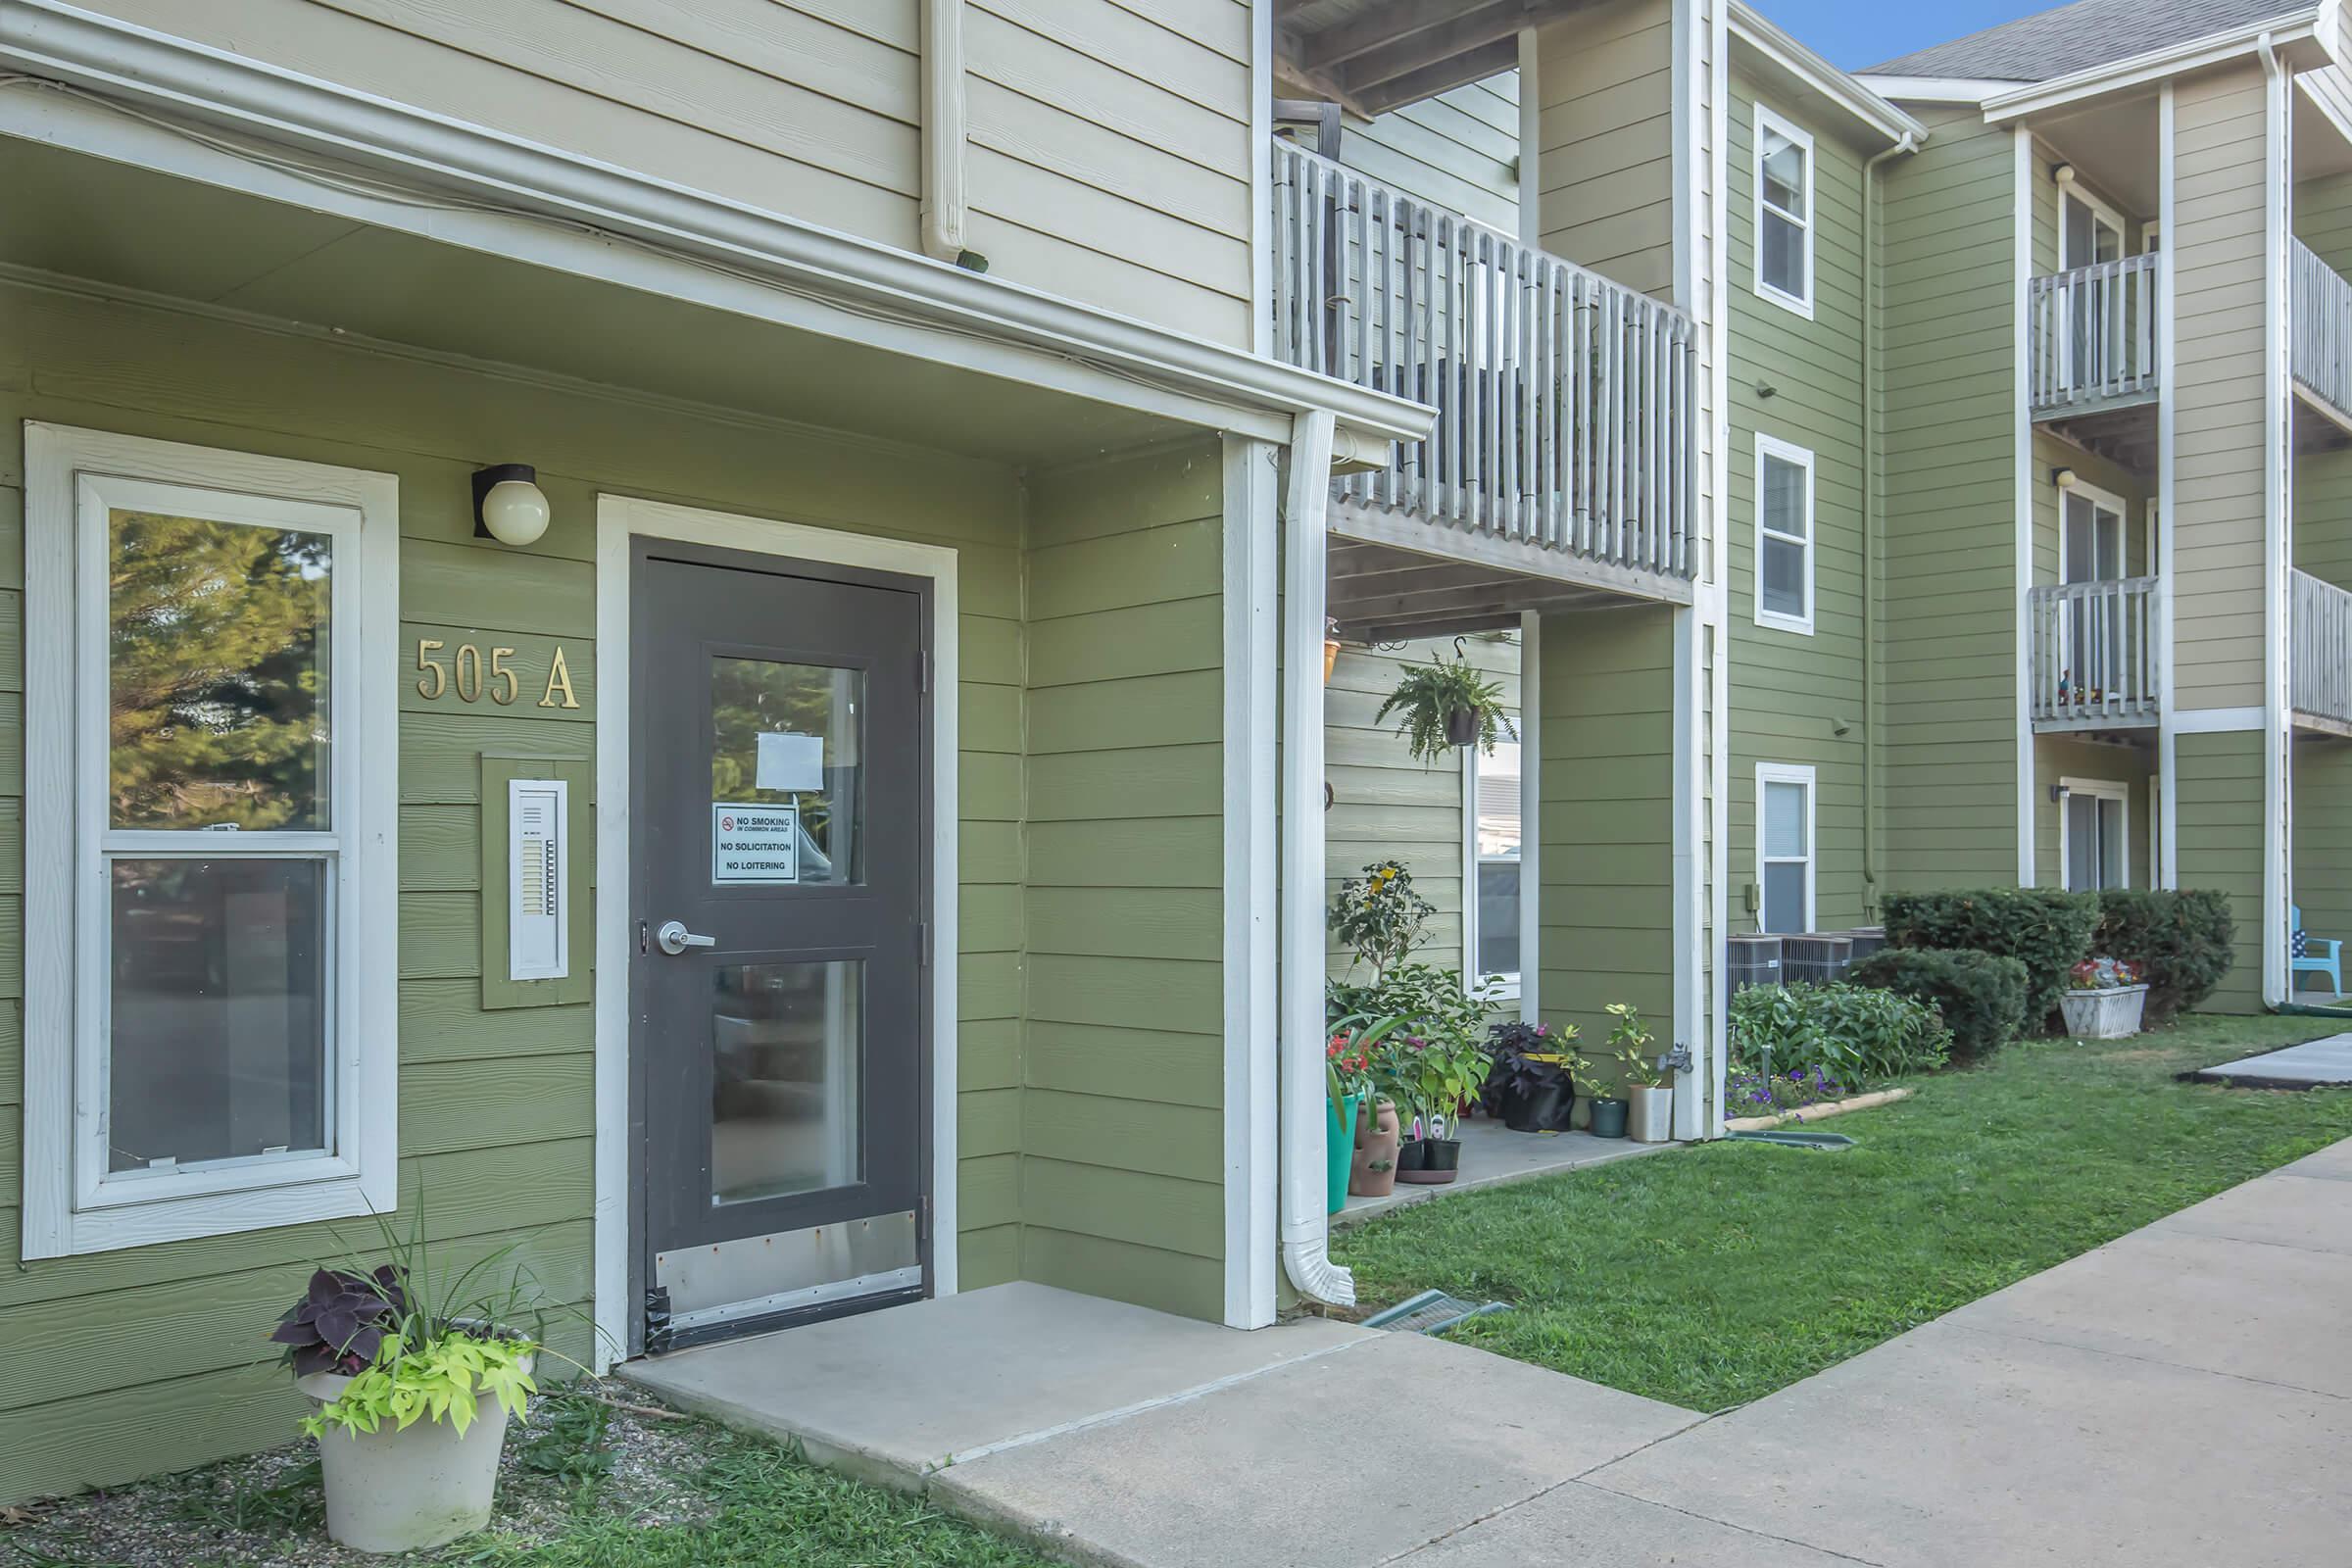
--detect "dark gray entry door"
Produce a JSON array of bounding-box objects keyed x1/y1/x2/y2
[{"x1": 631, "y1": 539, "x2": 930, "y2": 1349}]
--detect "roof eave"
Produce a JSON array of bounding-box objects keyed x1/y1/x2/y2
[
  {"x1": 1980, "y1": 6, "x2": 2331, "y2": 122},
  {"x1": 1728, "y1": 1, "x2": 1929, "y2": 146}
]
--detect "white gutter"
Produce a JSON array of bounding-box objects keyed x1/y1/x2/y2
[
  {"x1": 1278, "y1": 408, "x2": 1351, "y2": 1308},
  {"x1": 0, "y1": 0, "x2": 1430, "y2": 458},
  {"x1": 1981, "y1": 7, "x2": 2329, "y2": 122},
  {"x1": 919, "y1": 0, "x2": 968, "y2": 266},
  {"x1": 1854, "y1": 74, "x2": 2024, "y2": 105}
]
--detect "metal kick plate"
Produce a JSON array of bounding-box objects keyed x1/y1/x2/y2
[{"x1": 657, "y1": 1211, "x2": 919, "y2": 1317}]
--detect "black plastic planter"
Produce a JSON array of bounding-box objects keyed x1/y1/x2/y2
[
  {"x1": 1444, "y1": 707, "x2": 1480, "y2": 747},
  {"x1": 1396, "y1": 1137, "x2": 1456, "y2": 1185},
  {"x1": 1500, "y1": 1079, "x2": 1576, "y2": 1133},
  {"x1": 1588, "y1": 1098, "x2": 1630, "y2": 1139},
  {"x1": 1396, "y1": 1138, "x2": 1430, "y2": 1172}
]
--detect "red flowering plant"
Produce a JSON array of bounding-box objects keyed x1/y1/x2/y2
[{"x1": 1324, "y1": 1004, "x2": 1410, "y2": 1121}]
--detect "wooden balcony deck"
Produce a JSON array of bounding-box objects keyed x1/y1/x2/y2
[
  {"x1": 1271, "y1": 139, "x2": 1695, "y2": 619},
  {"x1": 2028, "y1": 576, "x2": 2160, "y2": 732}
]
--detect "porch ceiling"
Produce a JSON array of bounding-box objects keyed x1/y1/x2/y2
[
  {"x1": 1328, "y1": 536, "x2": 1635, "y2": 642},
  {"x1": 0, "y1": 135, "x2": 1196, "y2": 467},
  {"x1": 1274, "y1": 0, "x2": 1599, "y2": 117}
]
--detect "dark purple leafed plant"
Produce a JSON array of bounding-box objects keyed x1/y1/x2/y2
[{"x1": 270, "y1": 1266, "x2": 408, "y2": 1377}]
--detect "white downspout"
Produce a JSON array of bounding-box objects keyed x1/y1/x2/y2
[
  {"x1": 920, "y1": 0, "x2": 968, "y2": 265},
  {"x1": 1279, "y1": 408, "x2": 1353, "y2": 1307}
]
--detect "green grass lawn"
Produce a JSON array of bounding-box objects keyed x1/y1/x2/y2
[{"x1": 1333, "y1": 1014, "x2": 2352, "y2": 1413}]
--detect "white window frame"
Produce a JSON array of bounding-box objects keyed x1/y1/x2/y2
[
  {"x1": 1755, "y1": 762, "x2": 1817, "y2": 936},
  {"x1": 1753, "y1": 432, "x2": 1816, "y2": 636},
  {"x1": 22, "y1": 424, "x2": 399, "y2": 1258},
  {"x1": 1752, "y1": 103, "x2": 1815, "y2": 318},
  {"x1": 1460, "y1": 718, "x2": 1523, "y2": 1002},
  {"x1": 2058, "y1": 776, "x2": 2132, "y2": 892}
]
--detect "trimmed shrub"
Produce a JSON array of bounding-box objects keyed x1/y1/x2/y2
[
  {"x1": 1882, "y1": 889, "x2": 2099, "y2": 1031},
  {"x1": 2094, "y1": 889, "x2": 2235, "y2": 1024},
  {"x1": 1729, "y1": 982, "x2": 1953, "y2": 1083},
  {"x1": 1848, "y1": 948, "x2": 2029, "y2": 1063}
]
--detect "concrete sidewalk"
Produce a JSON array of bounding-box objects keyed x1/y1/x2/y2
[{"x1": 627, "y1": 1140, "x2": 2352, "y2": 1567}]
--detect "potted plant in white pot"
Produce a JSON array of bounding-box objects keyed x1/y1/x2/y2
[
  {"x1": 1605, "y1": 1004, "x2": 1679, "y2": 1143},
  {"x1": 2059, "y1": 956, "x2": 2148, "y2": 1040},
  {"x1": 1374, "y1": 646, "x2": 1507, "y2": 762},
  {"x1": 270, "y1": 1216, "x2": 548, "y2": 1553}
]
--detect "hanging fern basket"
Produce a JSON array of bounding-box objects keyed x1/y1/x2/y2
[{"x1": 1376, "y1": 643, "x2": 1507, "y2": 764}]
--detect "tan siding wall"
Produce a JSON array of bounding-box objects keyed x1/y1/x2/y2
[
  {"x1": 0, "y1": 275, "x2": 1036, "y2": 1497},
  {"x1": 76, "y1": 0, "x2": 1255, "y2": 344},
  {"x1": 1533, "y1": 0, "x2": 1674, "y2": 296},
  {"x1": 1875, "y1": 108, "x2": 2022, "y2": 891},
  {"x1": 964, "y1": 0, "x2": 1254, "y2": 343},
  {"x1": 1019, "y1": 444, "x2": 1227, "y2": 1322},
  {"x1": 1339, "y1": 74, "x2": 1520, "y2": 232},
  {"x1": 2172, "y1": 64, "x2": 2273, "y2": 713}
]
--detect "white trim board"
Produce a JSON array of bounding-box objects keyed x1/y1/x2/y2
[
  {"x1": 1726, "y1": 2, "x2": 1927, "y2": 148},
  {"x1": 0, "y1": 0, "x2": 1430, "y2": 462},
  {"x1": 593, "y1": 497, "x2": 961, "y2": 1369},
  {"x1": 1752, "y1": 101, "x2": 1817, "y2": 320},
  {"x1": 1752, "y1": 430, "x2": 1816, "y2": 636},
  {"x1": 21, "y1": 423, "x2": 400, "y2": 1259},
  {"x1": 2056, "y1": 775, "x2": 2132, "y2": 892},
  {"x1": 1219, "y1": 434, "x2": 1278, "y2": 1330},
  {"x1": 2173, "y1": 706, "x2": 2268, "y2": 733},
  {"x1": 2013, "y1": 125, "x2": 2037, "y2": 890},
  {"x1": 1753, "y1": 761, "x2": 1819, "y2": 935}
]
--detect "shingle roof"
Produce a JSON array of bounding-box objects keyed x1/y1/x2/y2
[{"x1": 1867, "y1": 0, "x2": 2308, "y2": 82}]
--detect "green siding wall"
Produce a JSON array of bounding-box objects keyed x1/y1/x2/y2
[
  {"x1": 1727, "y1": 74, "x2": 1870, "y2": 933},
  {"x1": 1537, "y1": 605, "x2": 1673, "y2": 1070},
  {"x1": 1875, "y1": 107, "x2": 2022, "y2": 893},
  {"x1": 2034, "y1": 737, "x2": 2154, "y2": 892},
  {"x1": 1019, "y1": 444, "x2": 1226, "y2": 1323},
  {"x1": 0, "y1": 272, "x2": 1210, "y2": 1499},
  {"x1": 2292, "y1": 174, "x2": 2352, "y2": 989},
  {"x1": 2177, "y1": 729, "x2": 2266, "y2": 1013}
]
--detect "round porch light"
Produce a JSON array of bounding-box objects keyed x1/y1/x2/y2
[
  {"x1": 472, "y1": 464, "x2": 551, "y2": 547},
  {"x1": 2052, "y1": 466, "x2": 2080, "y2": 491},
  {"x1": 2052, "y1": 163, "x2": 2077, "y2": 186}
]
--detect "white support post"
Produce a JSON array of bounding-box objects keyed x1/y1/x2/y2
[
  {"x1": 1278, "y1": 409, "x2": 1351, "y2": 1307},
  {"x1": 2159, "y1": 83, "x2": 2180, "y2": 889},
  {"x1": 1518, "y1": 611, "x2": 1543, "y2": 1025},
  {"x1": 1221, "y1": 434, "x2": 1280, "y2": 1329},
  {"x1": 2263, "y1": 39, "x2": 2293, "y2": 1006}
]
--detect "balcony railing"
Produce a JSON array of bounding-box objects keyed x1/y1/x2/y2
[
  {"x1": 2028, "y1": 576, "x2": 2160, "y2": 727},
  {"x1": 1270, "y1": 140, "x2": 1693, "y2": 581},
  {"x1": 2027, "y1": 255, "x2": 2159, "y2": 415},
  {"x1": 2292, "y1": 238, "x2": 2352, "y2": 422},
  {"x1": 2292, "y1": 567, "x2": 2352, "y2": 731}
]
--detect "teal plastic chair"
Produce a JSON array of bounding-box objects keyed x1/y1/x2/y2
[{"x1": 2291, "y1": 906, "x2": 2343, "y2": 996}]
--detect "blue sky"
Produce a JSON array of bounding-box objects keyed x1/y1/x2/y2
[{"x1": 1758, "y1": 0, "x2": 2059, "y2": 71}]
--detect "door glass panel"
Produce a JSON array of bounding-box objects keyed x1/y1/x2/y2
[
  {"x1": 710, "y1": 958, "x2": 863, "y2": 1204},
  {"x1": 1763, "y1": 781, "x2": 1808, "y2": 858},
  {"x1": 1476, "y1": 858, "x2": 1520, "y2": 977},
  {"x1": 109, "y1": 510, "x2": 331, "y2": 831},
  {"x1": 1762, "y1": 861, "x2": 1809, "y2": 935},
  {"x1": 710, "y1": 658, "x2": 863, "y2": 885},
  {"x1": 2067, "y1": 796, "x2": 2098, "y2": 889},
  {"x1": 107, "y1": 857, "x2": 328, "y2": 1171}
]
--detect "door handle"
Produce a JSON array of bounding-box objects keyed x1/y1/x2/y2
[{"x1": 655, "y1": 919, "x2": 715, "y2": 956}]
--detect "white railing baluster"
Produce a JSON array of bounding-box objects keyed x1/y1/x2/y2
[
  {"x1": 1264, "y1": 139, "x2": 1694, "y2": 582},
  {"x1": 2027, "y1": 254, "x2": 2159, "y2": 416},
  {"x1": 2291, "y1": 567, "x2": 2352, "y2": 730},
  {"x1": 2025, "y1": 576, "x2": 2160, "y2": 725},
  {"x1": 2291, "y1": 238, "x2": 2352, "y2": 423}
]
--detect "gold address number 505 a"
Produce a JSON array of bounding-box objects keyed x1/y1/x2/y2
[{"x1": 415, "y1": 638, "x2": 580, "y2": 709}]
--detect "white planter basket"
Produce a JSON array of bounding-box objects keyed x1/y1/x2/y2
[{"x1": 2059, "y1": 983, "x2": 2147, "y2": 1040}]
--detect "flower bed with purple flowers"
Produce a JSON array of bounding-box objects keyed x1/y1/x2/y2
[{"x1": 1727, "y1": 1064, "x2": 1853, "y2": 1117}]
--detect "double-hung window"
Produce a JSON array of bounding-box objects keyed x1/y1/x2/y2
[
  {"x1": 23, "y1": 425, "x2": 398, "y2": 1258},
  {"x1": 1754, "y1": 433, "x2": 1814, "y2": 635},
  {"x1": 1463, "y1": 724, "x2": 1522, "y2": 996},
  {"x1": 1756, "y1": 763, "x2": 1816, "y2": 936},
  {"x1": 1754, "y1": 106, "x2": 1814, "y2": 317}
]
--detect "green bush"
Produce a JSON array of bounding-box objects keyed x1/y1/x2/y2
[
  {"x1": 1848, "y1": 948, "x2": 2029, "y2": 1063},
  {"x1": 1328, "y1": 963, "x2": 1501, "y2": 1061},
  {"x1": 1729, "y1": 981, "x2": 1953, "y2": 1083},
  {"x1": 2094, "y1": 889, "x2": 2235, "y2": 1023},
  {"x1": 1882, "y1": 889, "x2": 2099, "y2": 1031}
]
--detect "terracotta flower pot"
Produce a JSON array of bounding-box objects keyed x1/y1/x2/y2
[
  {"x1": 1322, "y1": 638, "x2": 1342, "y2": 685},
  {"x1": 1349, "y1": 1097, "x2": 1400, "y2": 1197}
]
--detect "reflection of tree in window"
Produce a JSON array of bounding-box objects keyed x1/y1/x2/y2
[
  {"x1": 108, "y1": 512, "x2": 330, "y2": 830},
  {"x1": 709, "y1": 658, "x2": 861, "y2": 882}
]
